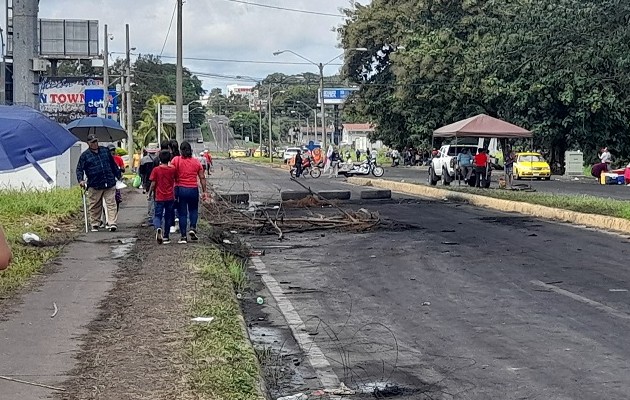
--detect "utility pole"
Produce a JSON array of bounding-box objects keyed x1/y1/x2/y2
[
  {"x1": 125, "y1": 24, "x2": 134, "y2": 158},
  {"x1": 268, "y1": 84, "x2": 273, "y2": 162},
  {"x1": 103, "y1": 24, "x2": 109, "y2": 118},
  {"x1": 175, "y1": 0, "x2": 184, "y2": 143},
  {"x1": 13, "y1": 0, "x2": 39, "y2": 108},
  {"x1": 319, "y1": 63, "x2": 327, "y2": 149}
]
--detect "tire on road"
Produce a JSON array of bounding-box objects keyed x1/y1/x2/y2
[
  {"x1": 310, "y1": 168, "x2": 322, "y2": 178},
  {"x1": 281, "y1": 191, "x2": 311, "y2": 201},
  {"x1": 372, "y1": 166, "x2": 384, "y2": 177},
  {"x1": 360, "y1": 189, "x2": 392, "y2": 200},
  {"x1": 428, "y1": 167, "x2": 439, "y2": 186}
]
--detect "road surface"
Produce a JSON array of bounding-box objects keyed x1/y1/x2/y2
[
  {"x1": 381, "y1": 165, "x2": 630, "y2": 201},
  {"x1": 211, "y1": 160, "x2": 630, "y2": 399}
]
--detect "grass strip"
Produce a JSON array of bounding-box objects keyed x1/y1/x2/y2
[
  {"x1": 188, "y1": 247, "x2": 263, "y2": 400},
  {"x1": 0, "y1": 188, "x2": 82, "y2": 296},
  {"x1": 448, "y1": 187, "x2": 630, "y2": 220}
]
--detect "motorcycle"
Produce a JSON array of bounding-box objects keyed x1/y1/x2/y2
[
  {"x1": 290, "y1": 158, "x2": 321, "y2": 178},
  {"x1": 339, "y1": 159, "x2": 384, "y2": 177}
]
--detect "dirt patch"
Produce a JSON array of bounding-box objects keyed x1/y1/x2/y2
[{"x1": 55, "y1": 227, "x2": 199, "y2": 400}]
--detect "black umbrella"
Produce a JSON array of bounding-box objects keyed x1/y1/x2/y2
[{"x1": 66, "y1": 116, "x2": 127, "y2": 142}]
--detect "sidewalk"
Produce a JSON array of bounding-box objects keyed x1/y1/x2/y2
[{"x1": 0, "y1": 190, "x2": 147, "y2": 399}]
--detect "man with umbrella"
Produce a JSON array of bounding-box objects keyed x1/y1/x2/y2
[{"x1": 76, "y1": 134, "x2": 122, "y2": 232}]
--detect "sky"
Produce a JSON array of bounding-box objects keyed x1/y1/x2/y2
[{"x1": 2, "y1": 0, "x2": 366, "y2": 92}]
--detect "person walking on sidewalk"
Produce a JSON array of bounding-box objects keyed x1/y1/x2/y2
[
  {"x1": 172, "y1": 141, "x2": 208, "y2": 244},
  {"x1": 108, "y1": 144, "x2": 126, "y2": 212},
  {"x1": 148, "y1": 150, "x2": 177, "y2": 245},
  {"x1": 0, "y1": 226, "x2": 11, "y2": 270},
  {"x1": 76, "y1": 134, "x2": 122, "y2": 232}
]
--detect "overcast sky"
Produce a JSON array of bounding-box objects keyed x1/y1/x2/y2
[{"x1": 2, "y1": 0, "x2": 366, "y2": 92}]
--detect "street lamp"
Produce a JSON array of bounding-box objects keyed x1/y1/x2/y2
[
  {"x1": 268, "y1": 89, "x2": 286, "y2": 162},
  {"x1": 297, "y1": 101, "x2": 317, "y2": 142},
  {"x1": 273, "y1": 48, "x2": 368, "y2": 149}
]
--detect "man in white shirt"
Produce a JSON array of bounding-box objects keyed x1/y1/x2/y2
[{"x1": 599, "y1": 147, "x2": 612, "y2": 170}]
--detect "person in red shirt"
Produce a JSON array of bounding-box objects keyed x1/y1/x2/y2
[
  {"x1": 149, "y1": 150, "x2": 177, "y2": 244},
  {"x1": 473, "y1": 148, "x2": 489, "y2": 188},
  {"x1": 203, "y1": 150, "x2": 213, "y2": 175},
  {"x1": 172, "y1": 141, "x2": 208, "y2": 244},
  {"x1": 108, "y1": 144, "x2": 126, "y2": 212}
]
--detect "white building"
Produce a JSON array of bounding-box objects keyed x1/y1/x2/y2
[
  {"x1": 226, "y1": 84, "x2": 254, "y2": 98},
  {"x1": 341, "y1": 123, "x2": 383, "y2": 150}
]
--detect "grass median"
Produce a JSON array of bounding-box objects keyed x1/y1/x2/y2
[
  {"x1": 0, "y1": 188, "x2": 82, "y2": 297},
  {"x1": 448, "y1": 187, "x2": 630, "y2": 220},
  {"x1": 188, "y1": 247, "x2": 263, "y2": 400}
]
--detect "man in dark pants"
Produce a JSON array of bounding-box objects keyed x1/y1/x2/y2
[
  {"x1": 294, "y1": 150, "x2": 303, "y2": 178},
  {"x1": 473, "y1": 148, "x2": 489, "y2": 188}
]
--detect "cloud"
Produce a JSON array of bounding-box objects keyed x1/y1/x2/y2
[{"x1": 14, "y1": 0, "x2": 361, "y2": 91}]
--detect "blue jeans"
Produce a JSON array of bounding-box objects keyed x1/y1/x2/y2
[
  {"x1": 153, "y1": 200, "x2": 175, "y2": 238},
  {"x1": 177, "y1": 187, "x2": 199, "y2": 235}
]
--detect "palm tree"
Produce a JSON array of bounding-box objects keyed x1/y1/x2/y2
[{"x1": 134, "y1": 94, "x2": 175, "y2": 150}]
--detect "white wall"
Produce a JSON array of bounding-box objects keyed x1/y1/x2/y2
[{"x1": 0, "y1": 143, "x2": 83, "y2": 190}]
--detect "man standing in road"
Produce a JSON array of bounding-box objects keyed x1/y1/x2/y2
[
  {"x1": 77, "y1": 134, "x2": 122, "y2": 232},
  {"x1": 203, "y1": 150, "x2": 213, "y2": 175}
]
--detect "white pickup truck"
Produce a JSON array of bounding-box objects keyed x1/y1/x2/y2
[{"x1": 428, "y1": 144, "x2": 494, "y2": 188}]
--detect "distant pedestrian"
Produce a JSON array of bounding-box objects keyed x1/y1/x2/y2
[
  {"x1": 149, "y1": 150, "x2": 177, "y2": 245},
  {"x1": 0, "y1": 226, "x2": 11, "y2": 270},
  {"x1": 172, "y1": 141, "x2": 208, "y2": 244},
  {"x1": 599, "y1": 147, "x2": 612, "y2": 171},
  {"x1": 294, "y1": 150, "x2": 303, "y2": 178},
  {"x1": 473, "y1": 148, "x2": 489, "y2": 188},
  {"x1": 108, "y1": 144, "x2": 125, "y2": 212},
  {"x1": 504, "y1": 148, "x2": 516, "y2": 187},
  {"x1": 457, "y1": 148, "x2": 473, "y2": 182},
  {"x1": 76, "y1": 134, "x2": 121, "y2": 232},
  {"x1": 355, "y1": 148, "x2": 361, "y2": 162},
  {"x1": 329, "y1": 148, "x2": 340, "y2": 178},
  {"x1": 132, "y1": 152, "x2": 141, "y2": 173},
  {"x1": 203, "y1": 150, "x2": 213, "y2": 175}
]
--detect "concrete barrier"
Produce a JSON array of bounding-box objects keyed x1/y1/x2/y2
[
  {"x1": 347, "y1": 177, "x2": 630, "y2": 235},
  {"x1": 217, "y1": 192, "x2": 250, "y2": 204},
  {"x1": 281, "y1": 191, "x2": 312, "y2": 201},
  {"x1": 318, "y1": 190, "x2": 351, "y2": 201},
  {"x1": 360, "y1": 189, "x2": 392, "y2": 200}
]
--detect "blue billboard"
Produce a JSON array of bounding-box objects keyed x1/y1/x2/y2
[
  {"x1": 318, "y1": 87, "x2": 358, "y2": 105},
  {"x1": 84, "y1": 88, "x2": 118, "y2": 116}
]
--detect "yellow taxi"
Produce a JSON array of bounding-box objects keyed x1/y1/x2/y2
[
  {"x1": 228, "y1": 147, "x2": 248, "y2": 158},
  {"x1": 513, "y1": 152, "x2": 551, "y2": 180}
]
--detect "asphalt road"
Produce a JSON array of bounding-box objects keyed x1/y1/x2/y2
[
  {"x1": 212, "y1": 160, "x2": 630, "y2": 399},
  {"x1": 207, "y1": 115, "x2": 239, "y2": 153},
  {"x1": 381, "y1": 166, "x2": 630, "y2": 200}
]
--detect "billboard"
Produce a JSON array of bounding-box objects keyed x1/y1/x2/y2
[
  {"x1": 39, "y1": 19, "x2": 100, "y2": 59},
  {"x1": 84, "y1": 88, "x2": 118, "y2": 116},
  {"x1": 161, "y1": 105, "x2": 190, "y2": 124},
  {"x1": 318, "y1": 88, "x2": 359, "y2": 105},
  {"x1": 39, "y1": 77, "x2": 102, "y2": 124}
]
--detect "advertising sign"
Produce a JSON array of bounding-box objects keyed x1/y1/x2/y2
[
  {"x1": 39, "y1": 77, "x2": 103, "y2": 124},
  {"x1": 161, "y1": 104, "x2": 190, "y2": 124},
  {"x1": 318, "y1": 88, "x2": 359, "y2": 105},
  {"x1": 84, "y1": 88, "x2": 118, "y2": 116}
]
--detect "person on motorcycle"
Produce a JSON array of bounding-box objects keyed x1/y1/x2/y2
[{"x1": 294, "y1": 150, "x2": 303, "y2": 178}]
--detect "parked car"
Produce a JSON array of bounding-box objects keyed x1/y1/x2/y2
[
  {"x1": 197, "y1": 137, "x2": 204, "y2": 143},
  {"x1": 228, "y1": 147, "x2": 248, "y2": 158},
  {"x1": 283, "y1": 147, "x2": 301, "y2": 164},
  {"x1": 428, "y1": 144, "x2": 495, "y2": 187},
  {"x1": 513, "y1": 152, "x2": 551, "y2": 180}
]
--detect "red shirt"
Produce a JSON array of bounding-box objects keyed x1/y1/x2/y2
[
  {"x1": 149, "y1": 165, "x2": 177, "y2": 201},
  {"x1": 204, "y1": 152, "x2": 213, "y2": 165},
  {"x1": 473, "y1": 153, "x2": 488, "y2": 167},
  {"x1": 171, "y1": 156, "x2": 203, "y2": 188},
  {"x1": 113, "y1": 155, "x2": 125, "y2": 170}
]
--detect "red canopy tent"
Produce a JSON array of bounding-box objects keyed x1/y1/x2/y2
[{"x1": 433, "y1": 114, "x2": 532, "y2": 138}]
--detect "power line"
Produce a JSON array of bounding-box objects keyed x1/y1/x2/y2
[
  {"x1": 160, "y1": 1, "x2": 178, "y2": 57},
  {"x1": 218, "y1": 0, "x2": 344, "y2": 18},
  {"x1": 158, "y1": 54, "x2": 342, "y2": 66}
]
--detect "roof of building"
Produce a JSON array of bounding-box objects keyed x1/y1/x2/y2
[{"x1": 343, "y1": 123, "x2": 375, "y2": 131}]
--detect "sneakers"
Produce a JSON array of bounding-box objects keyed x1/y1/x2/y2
[
  {"x1": 107, "y1": 224, "x2": 117, "y2": 232},
  {"x1": 163, "y1": 238, "x2": 171, "y2": 244},
  {"x1": 91, "y1": 225, "x2": 99, "y2": 232},
  {"x1": 189, "y1": 230, "x2": 199, "y2": 241},
  {"x1": 170, "y1": 226, "x2": 177, "y2": 234},
  {"x1": 178, "y1": 237, "x2": 187, "y2": 244},
  {"x1": 156, "y1": 228, "x2": 163, "y2": 244}
]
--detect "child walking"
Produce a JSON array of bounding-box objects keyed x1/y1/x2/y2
[{"x1": 149, "y1": 150, "x2": 177, "y2": 244}]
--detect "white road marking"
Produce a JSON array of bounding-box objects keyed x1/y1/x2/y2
[
  {"x1": 531, "y1": 280, "x2": 630, "y2": 321},
  {"x1": 250, "y1": 257, "x2": 341, "y2": 389}
]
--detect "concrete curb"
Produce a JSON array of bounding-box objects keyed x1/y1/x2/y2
[
  {"x1": 348, "y1": 177, "x2": 630, "y2": 235},
  {"x1": 318, "y1": 190, "x2": 351, "y2": 201},
  {"x1": 281, "y1": 191, "x2": 312, "y2": 201}
]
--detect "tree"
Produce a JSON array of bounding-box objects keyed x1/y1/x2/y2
[
  {"x1": 229, "y1": 112, "x2": 262, "y2": 142},
  {"x1": 134, "y1": 94, "x2": 174, "y2": 150}
]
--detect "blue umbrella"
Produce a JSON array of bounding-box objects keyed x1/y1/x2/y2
[
  {"x1": 66, "y1": 116, "x2": 127, "y2": 142},
  {"x1": 0, "y1": 105, "x2": 78, "y2": 184}
]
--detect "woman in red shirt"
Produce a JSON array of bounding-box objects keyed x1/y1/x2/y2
[
  {"x1": 172, "y1": 141, "x2": 208, "y2": 244},
  {"x1": 149, "y1": 150, "x2": 177, "y2": 244}
]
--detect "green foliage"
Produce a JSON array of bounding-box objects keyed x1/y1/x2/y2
[
  {"x1": 229, "y1": 112, "x2": 263, "y2": 143},
  {"x1": 115, "y1": 148, "x2": 128, "y2": 156},
  {"x1": 134, "y1": 94, "x2": 175, "y2": 150},
  {"x1": 339, "y1": 0, "x2": 630, "y2": 169},
  {"x1": 0, "y1": 188, "x2": 82, "y2": 296}
]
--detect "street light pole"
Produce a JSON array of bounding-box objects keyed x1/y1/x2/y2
[
  {"x1": 103, "y1": 24, "x2": 109, "y2": 118},
  {"x1": 125, "y1": 24, "x2": 134, "y2": 158},
  {"x1": 175, "y1": 0, "x2": 184, "y2": 143}
]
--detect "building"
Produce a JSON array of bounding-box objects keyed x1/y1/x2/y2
[
  {"x1": 226, "y1": 84, "x2": 254, "y2": 98},
  {"x1": 341, "y1": 123, "x2": 383, "y2": 150}
]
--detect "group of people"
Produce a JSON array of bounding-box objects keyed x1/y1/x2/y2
[
  {"x1": 455, "y1": 147, "x2": 504, "y2": 187},
  {"x1": 76, "y1": 135, "x2": 208, "y2": 244}
]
